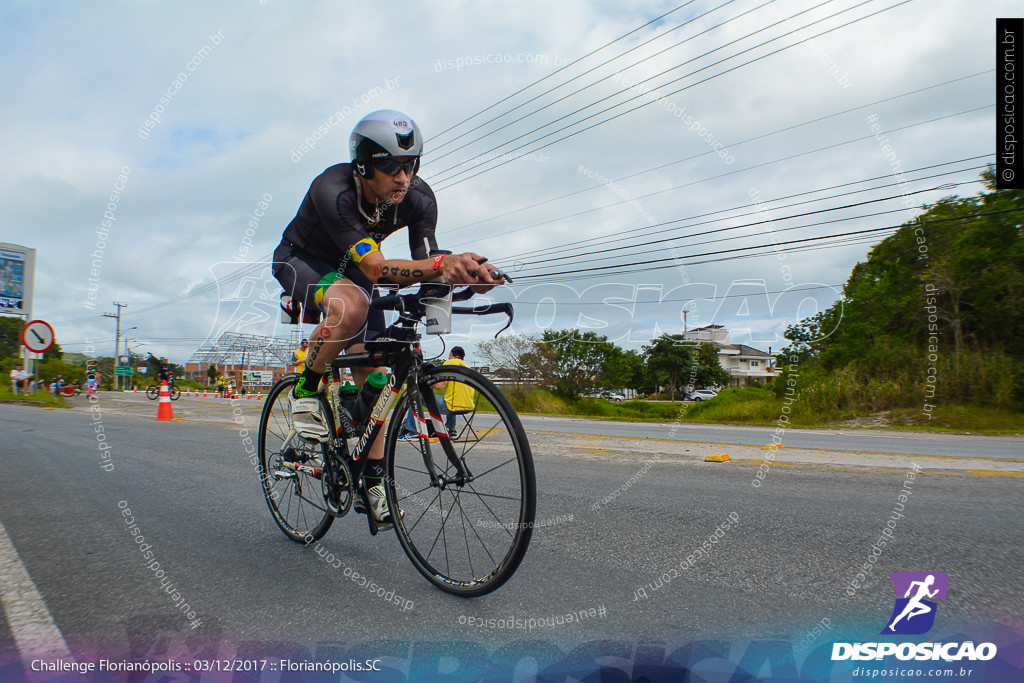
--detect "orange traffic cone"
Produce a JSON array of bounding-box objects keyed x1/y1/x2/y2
[
  {"x1": 133, "y1": 386, "x2": 137, "y2": 393},
  {"x1": 155, "y1": 380, "x2": 174, "y2": 421},
  {"x1": 203, "y1": 388, "x2": 208, "y2": 397}
]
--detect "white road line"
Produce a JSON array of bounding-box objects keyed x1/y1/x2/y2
[{"x1": 0, "y1": 517, "x2": 74, "y2": 664}]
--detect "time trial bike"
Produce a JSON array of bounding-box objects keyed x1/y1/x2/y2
[{"x1": 257, "y1": 282, "x2": 535, "y2": 597}]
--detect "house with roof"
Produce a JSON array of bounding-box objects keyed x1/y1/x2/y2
[{"x1": 682, "y1": 324, "x2": 777, "y2": 388}]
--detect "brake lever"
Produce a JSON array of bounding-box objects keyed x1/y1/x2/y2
[{"x1": 489, "y1": 269, "x2": 513, "y2": 284}]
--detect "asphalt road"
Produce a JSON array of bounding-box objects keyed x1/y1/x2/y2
[{"x1": 1, "y1": 397, "x2": 1022, "y2": 680}]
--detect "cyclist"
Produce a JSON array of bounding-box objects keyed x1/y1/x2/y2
[
  {"x1": 159, "y1": 358, "x2": 173, "y2": 387},
  {"x1": 272, "y1": 109, "x2": 504, "y2": 525}
]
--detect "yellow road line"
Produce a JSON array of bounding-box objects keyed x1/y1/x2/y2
[
  {"x1": 729, "y1": 459, "x2": 1024, "y2": 478},
  {"x1": 545, "y1": 448, "x2": 1023, "y2": 477}
]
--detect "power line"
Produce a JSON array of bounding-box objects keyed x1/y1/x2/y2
[
  {"x1": 508, "y1": 234, "x2": 890, "y2": 286},
  {"x1": 507, "y1": 282, "x2": 846, "y2": 305},
  {"x1": 437, "y1": 70, "x2": 991, "y2": 238},
  {"x1": 515, "y1": 182, "x2": 979, "y2": 271},
  {"x1": 509, "y1": 207, "x2": 1024, "y2": 281},
  {"x1": 491, "y1": 159, "x2": 988, "y2": 264},
  {"x1": 428, "y1": 2, "x2": 697, "y2": 145},
  {"x1": 452, "y1": 105, "x2": 993, "y2": 256},
  {"x1": 432, "y1": 0, "x2": 913, "y2": 191},
  {"x1": 429, "y1": 0, "x2": 768, "y2": 162},
  {"x1": 428, "y1": 0, "x2": 845, "y2": 181}
]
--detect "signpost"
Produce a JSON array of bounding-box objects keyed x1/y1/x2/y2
[{"x1": 21, "y1": 319, "x2": 54, "y2": 354}]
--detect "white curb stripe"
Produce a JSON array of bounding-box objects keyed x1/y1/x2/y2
[{"x1": 0, "y1": 518, "x2": 74, "y2": 663}]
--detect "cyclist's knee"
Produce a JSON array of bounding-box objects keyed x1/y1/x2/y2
[{"x1": 322, "y1": 284, "x2": 367, "y2": 327}]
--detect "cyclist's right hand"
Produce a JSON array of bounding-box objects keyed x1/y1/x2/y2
[{"x1": 440, "y1": 253, "x2": 505, "y2": 290}]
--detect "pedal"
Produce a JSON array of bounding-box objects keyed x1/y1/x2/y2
[{"x1": 272, "y1": 469, "x2": 297, "y2": 480}]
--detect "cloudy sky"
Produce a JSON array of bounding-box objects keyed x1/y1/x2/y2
[{"x1": 0, "y1": 0, "x2": 1010, "y2": 364}]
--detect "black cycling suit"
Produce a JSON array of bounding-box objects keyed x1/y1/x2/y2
[
  {"x1": 159, "y1": 364, "x2": 172, "y2": 385},
  {"x1": 273, "y1": 163, "x2": 438, "y2": 344}
]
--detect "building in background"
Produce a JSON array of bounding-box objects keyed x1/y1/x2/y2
[
  {"x1": 682, "y1": 324, "x2": 777, "y2": 388},
  {"x1": 185, "y1": 332, "x2": 297, "y2": 390}
]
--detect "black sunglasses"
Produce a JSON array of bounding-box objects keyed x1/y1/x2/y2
[{"x1": 372, "y1": 156, "x2": 418, "y2": 176}]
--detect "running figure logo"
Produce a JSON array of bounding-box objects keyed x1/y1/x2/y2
[{"x1": 881, "y1": 571, "x2": 949, "y2": 635}]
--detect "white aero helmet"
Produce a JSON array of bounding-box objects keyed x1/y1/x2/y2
[{"x1": 350, "y1": 109, "x2": 423, "y2": 178}]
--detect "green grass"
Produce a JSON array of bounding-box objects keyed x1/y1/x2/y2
[
  {"x1": 881, "y1": 405, "x2": 1024, "y2": 433},
  {"x1": 500, "y1": 386, "x2": 1023, "y2": 434},
  {"x1": 504, "y1": 387, "x2": 686, "y2": 421},
  {"x1": 0, "y1": 385, "x2": 68, "y2": 408},
  {"x1": 681, "y1": 388, "x2": 790, "y2": 424}
]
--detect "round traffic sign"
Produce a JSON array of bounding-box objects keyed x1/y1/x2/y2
[{"x1": 21, "y1": 319, "x2": 55, "y2": 353}]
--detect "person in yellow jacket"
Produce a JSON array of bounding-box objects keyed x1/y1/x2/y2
[
  {"x1": 397, "y1": 346, "x2": 476, "y2": 440},
  {"x1": 439, "y1": 346, "x2": 475, "y2": 437},
  {"x1": 291, "y1": 338, "x2": 309, "y2": 374}
]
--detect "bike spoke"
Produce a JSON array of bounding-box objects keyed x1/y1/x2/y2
[
  {"x1": 464, "y1": 482, "x2": 518, "y2": 540},
  {"x1": 466, "y1": 456, "x2": 519, "y2": 481},
  {"x1": 451, "y1": 489, "x2": 500, "y2": 566},
  {"x1": 450, "y1": 416, "x2": 507, "y2": 460},
  {"x1": 388, "y1": 364, "x2": 534, "y2": 595},
  {"x1": 405, "y1": 485, "x2": 444, "y2": 536}
]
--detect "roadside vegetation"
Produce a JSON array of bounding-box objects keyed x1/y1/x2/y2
[
  {"x1": 502, "y1": 385, "x2": 1023, "y2": 433},
  {"x1": 768, "y1": 168, "x2": 1023, "y2": 432},
  {"x1": 504, "y1": 386, "x2": 686, "y2": 421},
  {"x1": 485, "y1": 169, "x2": 1023, "y2": 433},
  {"x1": 0, "y1": 383, "x2": 67, "y2": 408}
]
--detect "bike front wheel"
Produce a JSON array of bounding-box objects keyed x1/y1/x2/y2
[
  {"x1": 169, "y1": 386, "x2": 181, "y2": 400},
  {"x1": 386, "y1": 365, "x2": 535, "y2": 596},
  {"x1": 257, "y1": 375, "x2": 334, "y2": 543}
]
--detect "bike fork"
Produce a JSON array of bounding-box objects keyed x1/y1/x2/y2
[{"x1": 416, "y1": 380, "x2": 473, "y2": 488}]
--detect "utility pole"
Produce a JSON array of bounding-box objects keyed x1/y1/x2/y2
[{"x1": 103, "y1": 302, "x2": 126, "y2": 391}]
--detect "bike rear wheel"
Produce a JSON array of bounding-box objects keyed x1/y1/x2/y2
[
  {"x1": 386, "y1": 365, "x2": 535, "y2": 596},
  {"x1": 258, "y1": 375, "x2": 334, "y2": 543},
  {"x1": 145, "y1": 385, "x2": 159, "y2": 400}
]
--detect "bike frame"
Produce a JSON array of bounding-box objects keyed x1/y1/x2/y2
[
  {"x1": 272, "y1": 282, "x2": 513, "y2": 535},
  {"x1": 302, "y1": 340, "x2": 471, "y2": 533}
]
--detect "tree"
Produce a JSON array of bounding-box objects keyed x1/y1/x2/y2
[
  {"x1": 0, "y1": 316, "x2": 22, "y2": 359},
  {"x1": 776, "y1": 166, "x2": 1024, "y2": 407},
  {"x1": 643, "y1": 334, "x2": 694, "y2": 401},
  {"x1": 476, "y1": 334, "x2": 540, "y2": 388},
  {"x1": 693, "y1": 342, "x2": 731, "y2": 389},
  {"x1": 601, "y1": 347, "x2": 645, "y2": 393},
  {"x1": 145, "y1": 353, "x2": 164, "y2": 378},
  {"x1": 534, "y1": 330, "x2": 621, "y2": 399},
  {"x1": 207, "y1": 365, "x2": 219, "y2": 384}
]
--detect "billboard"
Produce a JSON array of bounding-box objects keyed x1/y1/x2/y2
[
  {"x1": 0, "y1": 248, "x2": 26, "y2": 312},
  {"x1": 242, "y1": 370, "x2": 274, "y2": 386}
]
